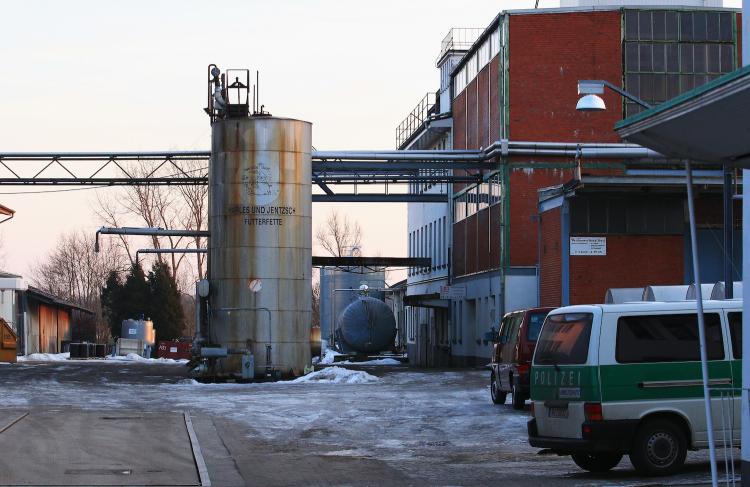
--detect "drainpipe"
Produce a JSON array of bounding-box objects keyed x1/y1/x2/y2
[{"x1": 561, "y1": 199, "x2": 570, "y2": 307}]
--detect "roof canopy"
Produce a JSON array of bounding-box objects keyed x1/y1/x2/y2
[{"x1": 616, "y1": 64, "x2": 750, "y2": 166}]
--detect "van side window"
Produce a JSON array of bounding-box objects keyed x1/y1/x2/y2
[
  {"x1": 616, "y1": 313, "x2": 724, "y2": 363},
  {"x1": 498, "y1": 316, "x2": 512, "y2": 342},
  {"x1": 509, "y1": 314, "x2": 523, "y2": 343},
  {"x1": 728, "y1": 312, "x2": 741, "y2": 359}
]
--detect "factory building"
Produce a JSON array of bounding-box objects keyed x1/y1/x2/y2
[
  {"x1": 401, "y1": 0, "x2": 743, "y2": 366},
  {"x1": 400, "y1": 29, "x2": 480, "y2": 367}
]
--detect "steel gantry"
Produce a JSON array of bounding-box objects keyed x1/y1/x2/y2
[{"x1": 0, "y1": 142, "x2": 670, "y2": 201}]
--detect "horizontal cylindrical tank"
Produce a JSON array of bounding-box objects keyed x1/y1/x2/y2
[
  {"x1": 209, "y1": 116, "x2": 312, "y2": 376},
  {"x1": 336, "y1": 297, "x2": 396, "y2": 353},
  {"x1": 319, "y1": 266, "x2": 385, "y2": 345}
]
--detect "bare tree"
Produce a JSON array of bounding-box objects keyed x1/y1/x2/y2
[
  {"x1": 94, "y1": 159, "x2": 209, "y2": 292},
  {"x1": 311, "y1": 279, "x2": 321, "y2": 328},
  {"x1": 315, "y1": 210, "x2": 363, "y2": 257}
]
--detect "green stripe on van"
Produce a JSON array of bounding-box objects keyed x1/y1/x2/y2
[{"x1": 600, "y1": 361, "x2": 736, "y2": 402}]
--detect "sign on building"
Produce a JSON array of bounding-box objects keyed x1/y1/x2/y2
[
  {"x1": 570, "y1": 237, "x2": 607, "y2": 256},
  {"x1": 440, "y1": 285, "x2": 467, "y2": 300}
]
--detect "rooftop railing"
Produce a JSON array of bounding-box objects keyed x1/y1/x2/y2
[
  {"x1": 437, "y1": 28, "x2": 484, "y2": 64},
  {"x1": 396, "y1": 92, "x2": 438, "y2": 149}
]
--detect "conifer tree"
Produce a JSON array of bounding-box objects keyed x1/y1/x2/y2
[{"x1": 147, "y1": 261, "x2": 185, "y2": 341}]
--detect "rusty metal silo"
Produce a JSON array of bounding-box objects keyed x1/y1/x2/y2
[{"x1": 209, "y1": 116, "x2": 312, "y2": 377}]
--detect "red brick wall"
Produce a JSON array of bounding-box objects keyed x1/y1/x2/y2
[
  {"x1": 453, "y1": 91, "x2": 466, "y2": 150},
  {"x1": 466, "y1": 78, "x2": 478, "y2": 150},
  {"x1": 539, "y1": 207, "x2": 562, "y2": 307},
  {"x1": 509, "y1": 166, "x2": 573, "y2": 266},
  {"x1": 508, "y1": 11, "x2": 623, "y2": 142},
  {"x1": 738, "y1": 13, "x2": 743, "y2": 65},
  {"x1": 453, "y1": 219, "x2": 466, "y2": 276},
  {"x1": 478, "y1": 67, "x2": 490, "y2": 149},
  {"x1": 490, "y1": 205, "x2": 501, "y2": 268},
  {"x1": 570, "y1": 235, "x2": 684, "y2": 305},
  {"x1": 489, "y1": 56, "x2": 500, "y2": 142},
  {"x1": 466, "y1": 212, "x2": 478, "y2": 274}
]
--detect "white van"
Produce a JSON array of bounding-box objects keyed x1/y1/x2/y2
[{"x1": 527, "y1": 300, "x2": 742, "y2": 476}]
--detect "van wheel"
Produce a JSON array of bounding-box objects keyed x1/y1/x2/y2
[
  {"x1": 571, "y1": 452, "x2": 622, "y2": 472},
  {"x1": 490, "y1": 372, "x2": 506, "y2": 405},
  {"x1": 629, "y1": 419, "x2": 687, "y2": 476},
  {"x1": 511, "y1": 380, "x2": 525, "y2": 410}
]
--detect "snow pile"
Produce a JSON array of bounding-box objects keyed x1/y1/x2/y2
[
  {"x1": 18, "y1": 352, "x2": 70, "y2": 362},
  {"x1": 318, "y1": 348, "x2": 344, "y2": 365},
  {"x1": 339, "y1": 358, "x2": 401, "y2": 366},
  {"x1": 292, "y1": 366, "x2": 380, "y2": 384},
  {"x1": 106, "y1": 353, "x2": 188, "y2": 364}
]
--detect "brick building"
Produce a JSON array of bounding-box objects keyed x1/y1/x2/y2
[{"x1": 404, "y1": 2, "x2": 742, "y2": 366}]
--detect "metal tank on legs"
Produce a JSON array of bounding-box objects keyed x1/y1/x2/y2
[{"x1": 209, "y1": 116, "x2": 312, "y2": 377}]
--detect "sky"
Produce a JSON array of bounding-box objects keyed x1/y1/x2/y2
[
  {"x1": 1, "y1": 0, "x2": 740, "y2": 283},
  {"x1": 0, "y1": 0, "x2": 517, "y2": 282}
]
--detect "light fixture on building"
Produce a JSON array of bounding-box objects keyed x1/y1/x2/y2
[
  {"x1": 575, "y1": 79, "x2": 652, "y2": 112},
  {"x1": 576, "y1": 80, "x2": 607, "y2": 111}
]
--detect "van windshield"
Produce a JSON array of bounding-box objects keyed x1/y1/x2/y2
[
  {"x1": 526, "y1": 311, "x2": 550, "y2": 341},
  {"x1": 534, "y1": 313, "x2": 593, "y2": 365}
]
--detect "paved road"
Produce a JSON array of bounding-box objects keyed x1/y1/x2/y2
[{"x1": 0, "y1": 361, "x2": 734, "y2": 486}]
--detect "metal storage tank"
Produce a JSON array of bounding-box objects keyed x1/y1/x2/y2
[
  {"x1": 209, "y1": 116, "x2": 312, "y2": 376},
  {"x1": 336, "y1": 297, "x2": 397, "y2": 353},
  {"x1": 319, "y1": 266, "x2": 385, "y2": 347},
  {"x1": 121, "y1": 319, "x2": 155, "y2": 345}
]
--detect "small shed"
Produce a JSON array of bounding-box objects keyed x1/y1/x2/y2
[{"x1": 23, "y1": 287, "x2": 94, "y2": 355}]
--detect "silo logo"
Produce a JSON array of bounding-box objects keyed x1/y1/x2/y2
[{"x1": 242, "y1": 158, "x2": 279, "y2": 205}]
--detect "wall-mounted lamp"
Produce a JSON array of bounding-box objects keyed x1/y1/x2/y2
[{"x1": 576, "y1": 80, "x2": 652, "y2": 112}]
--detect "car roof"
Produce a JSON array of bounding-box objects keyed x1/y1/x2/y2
[{"x1": 548, "y1": 300, "x2": 743, "y2": 315}]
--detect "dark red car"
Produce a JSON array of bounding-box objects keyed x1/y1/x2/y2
[{"x1": 490, "y1": 307, "x2": 552, "y2": 409}]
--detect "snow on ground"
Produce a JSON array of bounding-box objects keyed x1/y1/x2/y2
[
  {"x1": 338, "y1": 358, "x2": 401, "y2": 366},
  {"x1": 291, "y1": 366, "x2": 379, "y2": 384},
  {"x1": 0, "y1": 364, "x2": 723, "y2": 485},
  {"x1": 16, "y1": 352, "x2": 187, "y2": 364},
  {"x1": 105, "y1": 353, "x2": 188, "y2": 364},
  {"x1": 17, "y1": 353, "x2": 70, "y2": 362},
  {"x1": 317, "y1": 348, "x2": 343, "y2": 364}
]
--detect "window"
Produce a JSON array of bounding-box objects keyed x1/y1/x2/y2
[
  {"x1": 526, "y1": 311, "x2": 550, "y2": 342},
  {"x1": 570, "y1": 196, "x2": 683, "y2": 235},
  {"x1": 534, "y1": 313, "x2": 593, "y2": 365},
  {"x1": 728, "y1": 312, "x2": 741, "y2": 359},
  {"x1": 616, "y1": 313, "x2": 724, "y2": 363},
  {"x1": 442, "y1": 217, "x2": 447, "y2": 267},
  {"x1": 623, "y1": 9, "x2": 735, "y2": 117}
]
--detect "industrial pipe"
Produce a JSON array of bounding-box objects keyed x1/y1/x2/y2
[{"x1": 95, "y1": 226, "x2": 210, "y2": 252}]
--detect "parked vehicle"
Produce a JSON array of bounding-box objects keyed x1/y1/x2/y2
[
  {"x1": 490, "y1": 307, "x2": 552, "y2": 409},
  {"x1": 527, "y1": 300, "x2": 742, "y2": 476}
]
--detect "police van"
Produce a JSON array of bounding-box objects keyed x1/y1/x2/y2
[{"x1": 527, "y1": 300, "x2": 742, "y2": 476}]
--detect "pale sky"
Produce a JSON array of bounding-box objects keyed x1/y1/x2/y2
[{"x1": 1, "y1": 0, "x2": 739, "y2": 283}]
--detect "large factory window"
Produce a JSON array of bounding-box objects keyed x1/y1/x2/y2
[
  {"x1": 570, "y1": 195, "x2": 683, "y2": 235},
  {"x1": 623, "y1": 9, "x2": 736, "y2": 117}
]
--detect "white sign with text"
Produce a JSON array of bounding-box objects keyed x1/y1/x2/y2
[{"x1": 570, "y1": 237, "x2": 606, "y2": 256}]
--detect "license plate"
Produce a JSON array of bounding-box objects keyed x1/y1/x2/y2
[{"x1": 548, "y1": 407, "x2": 569, "y2": 419}]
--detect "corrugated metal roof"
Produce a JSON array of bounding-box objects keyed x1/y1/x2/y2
[{"x1": 26, "y1": 286, "x2": 94, "y2": 314}]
